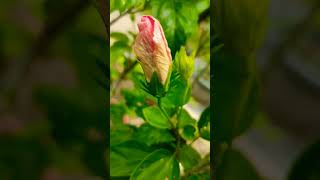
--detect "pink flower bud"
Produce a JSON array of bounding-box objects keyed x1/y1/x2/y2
[{"x1": 133, "y1": 15, "x2": 172, "y2": 85}]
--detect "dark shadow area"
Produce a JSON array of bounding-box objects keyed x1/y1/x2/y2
[
  {"x1": 213, "y1": 0, "x2": 320, "y2": 179},
  {"x1": 0, "y1": 1, "x2": 109, "y2": 179}
]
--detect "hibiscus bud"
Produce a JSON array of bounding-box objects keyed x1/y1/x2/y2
[{"x1": 133, "y1": 15, "x2": 172, "y2": 85}]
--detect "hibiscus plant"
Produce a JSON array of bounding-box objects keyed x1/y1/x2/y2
[{"x1": 110, "y1": 12, "x2": 210, "y2": 180}]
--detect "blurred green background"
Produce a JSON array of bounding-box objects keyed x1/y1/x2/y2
[
  {"x1": 0, "y1": 0, "x2": 107, "y2": 179},
  {"x1": 213, "y1": 0, "x2": 320, "y2": 179}
]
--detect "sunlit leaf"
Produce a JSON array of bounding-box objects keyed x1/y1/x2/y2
[
  {"x1": 111, "y1": 0, "x2": 146, "y2": 14},
  {"x1": 186, "y1": 173, "x2": 210, "y2": 180},
  {"x1": 130, "y1": 149, "x2": 180, "y2": 180},
  {"x1": 164, "y1": 71, "x2": 190, "y2": 107},
  {"x1": 111, "y1": 126, "x2": 136, "y2": 146},
  {"x1": 111, "y1": 141, "x2": 153, "y2": 177},
  {"x1": 133, "y1": 124, "x2": 175, "y2": 146},
  {"x1": 111, "y1": 32, "x2": 130, "y2": 42},
  {"x1": 178, "y1": 145, "x2": 201, "y2": 172},
  {"x1": 142, "y1": 106, "x2": 171, "y2": 129},
  {"x1": 151, "y1": 0, "x2": 198, "y2": 56},
  {"x1": 110, "y1": 104, "x2": 127, "y2": 129}
]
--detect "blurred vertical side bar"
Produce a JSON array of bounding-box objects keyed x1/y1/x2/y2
[
  {"x1": 94, "y1": 0, "x2": 111, "y2": 178},
  {"x1": 210, "y1": 0, "x2": 214, "y2": 179}
]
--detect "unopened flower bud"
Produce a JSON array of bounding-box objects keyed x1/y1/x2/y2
[
  {"x1": 174, "y1": 47, "x2": 194, "y2": 80},
  {"x1": 133, "y1": 15, "x2": 172, "y2": 85}
]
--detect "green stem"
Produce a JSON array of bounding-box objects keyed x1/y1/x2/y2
[
  {"x1": 111, "y1": 60, "x2": 137, "y2": 95},
  {"x1": 188, "y1": 135, "x2": 200, "y2": 146},
  {"x1": 157, "y1": 97, "x2": 172, "y2": 123},
  {"x1": 110, "y1": 8, "x2": 143, "y2": 25},
  {"x1": 177, "y1": 106, "x2": 182, "y2": 117},
  {"x1": 184, "y1": 153, "x2": 210, "y2": 178},
  {"x1": 174, "y1": 130, "x2": 181, "y2": 157},
  {"x1": 157, "y1": 97, "x2": 183, "y2": 156}
]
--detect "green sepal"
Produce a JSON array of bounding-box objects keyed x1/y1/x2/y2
[
  {"x1": 164, "y1": 70, "x2": 191, "y2": 107},
  {"x1": 143, "y1": 65, "x2": 172, "y2": 98}
]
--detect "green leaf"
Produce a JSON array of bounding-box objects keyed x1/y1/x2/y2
[
  {"x1": 111, "y1": 0, "x2": 146, "y2": 14},
  {"x1": 111, "y1": 141, "x2": 153, "y2": 177},
  {"x1": 111, "y1": 126, "x2": 136, "y2": 146},
  {"x1": 110, "y1": 39, "x2": 130, "y2": 82},
  {"x1": 111, "y1": 41, "x2": 131, "y2": 63},
  {"x1": 178, "y1": 145, "x2": 201, "y2": 172},
  {"x1": 130, "y1": 149, "x2": 180, "y2": 180},
  {"x1": 121, "y1": 88, "x2": 153, "y2": 118},
  {"x1": 133, "y1": 124, "x2": 175, "y2": 146},
  {"x1": 147, "y1": 71, "x2": 170, "y2": 98},
  {"x1": 198, "y1": 106, "x2": 210, "y2": 141},
  {"x1": 158, "y1": 95, "x2": 178, "y2": 117},
  {"x1": 217, "y1": 149, "x2": 261, "y2": 180},
  {"x1": 288, "y1": 140, "x2": 320, "y2": 180},
  {"x1": 213, "y1": 49, "x2": 258, "y2": 142},
  {"x1": 194, "y1": 0, "x2": 210, "y2": 14},
  {"x1": 151, "y1": 0, "x2": 198, "y2": 56},
  {"x1": 174, "y1": 47, "x2": 195, "y2": 80},
  {"x1": 110, "y1": 104, "x2": 127, "y2": 129},
  {"x1": 178, "y1": 109, "x2": 199, "y2": 141},
  {"x1": 186, "y1": 173, "x2": 210, "y2": 180},
  {"x1": 111, "y1": 32, "x2": 130, "y2": 42},
  {"x1": 164, "y1": 71, "x2": 190, "y2": 107},
  {"x1": 143, "y1": 106, "x2": 171, "y2": 129}
]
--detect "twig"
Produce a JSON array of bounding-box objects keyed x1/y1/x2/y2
[
  {"x1": 110, "y1": 8, "x2": 142, "y2": 25},
  {"x1": 188, "y1": 135, "x2": 200, "y2": 146},
  {"x1": 157, "y1": 97, "x2": 173, "y2": 124},
  {"x1": 111, "y1": 60, "x2": 138, "y2": 94},
  {"x1": 109, "y1": 5, "x2": 146, "y2": 94},
  {"x1": 184, "y1": 153, "x2": 210, "y2": 178},
  {"x1": 174, "y1": 128, "x2": 181, "y2": 157}
]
